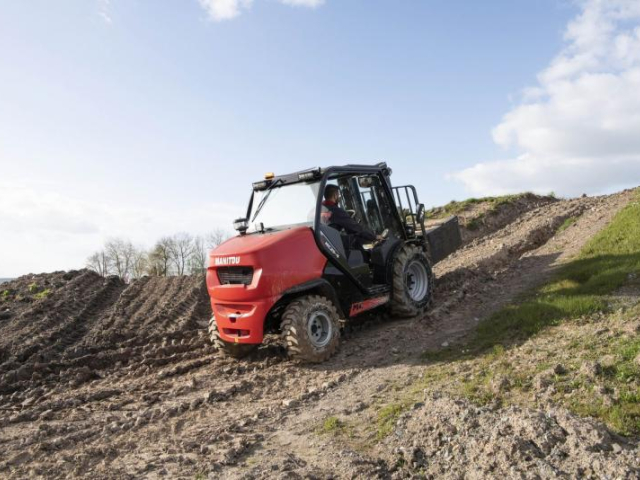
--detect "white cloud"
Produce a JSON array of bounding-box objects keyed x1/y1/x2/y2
[
  {"x1": 453, "y1": 0, "x2": 640, "y2": 197},
  {"x1": 198, "y1": 0, "x2": 253, "y2": 21},
  {"x1": 98, "y1": 0, "x2": 112, "y2": 24},
  {"x1": 0, "y1": 183, "x2": 242, "y2": 277},
  {"x1": 197, "y1": 0, "x2": 324, "y2": 21},
  {"x1": 278, "y1": 0, "x2": 325, "y2": 7}
]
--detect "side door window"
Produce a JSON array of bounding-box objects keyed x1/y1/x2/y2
[{"x1": 369, "y1": 175, "x2": 404, "y2": 237}]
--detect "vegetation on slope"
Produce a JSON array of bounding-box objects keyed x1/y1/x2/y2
[
  {"x1": 377, "y1": 192, "x2": 640, "y2": 437},
  {"x1": 426, "y1": 193, "x2": 549, "y2": 219}
]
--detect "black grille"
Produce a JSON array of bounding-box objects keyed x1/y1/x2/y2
[{"x1": 217, "y1": 267, "x2": 254, "y2": 285}]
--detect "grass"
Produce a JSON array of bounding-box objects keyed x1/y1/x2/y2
[
  {"x1": 318, "y1": 416, "x2": 354, "y2": 437},
  {"x1": 376, "y1": 402, "x2": 408, "y2": 439},
  {"x1": 426, "y1": 193, "x2": 537, "y2": 220},
  {"x1": 452, "y1": 193, "x2": 639, "y2": 356},
  {"x1": 557, "y1": 216, "x2": 578, "y2": 233},
  {"x1": 34, "y1": 288, "x2": 51, "y2": 299},
  {"x1": 417, "y1": 191, "x2": 640, "y2": 435}
]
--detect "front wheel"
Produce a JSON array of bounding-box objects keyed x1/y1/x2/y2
[
  {"x1": 281, "y1": 295, "x2": 341, "y2": 363},
  {"x1": 390, "y1": 244, "x2": 434, "y2": 317},
  {"x1": 208, "y1": 315, "x2": 257, "y2": 359}
]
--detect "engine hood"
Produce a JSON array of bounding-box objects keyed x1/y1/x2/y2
[{"x1": 211, "y1": 226, "x2": 312, "y2": 260}]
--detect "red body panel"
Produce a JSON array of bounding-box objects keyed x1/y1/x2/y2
[{"x1": 206, "y1": 227, "x2": 327, "y2": 344}]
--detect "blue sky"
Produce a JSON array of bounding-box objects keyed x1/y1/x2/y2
[{"x1": 2, "y1": 0, "x2": 639, "y2": 276}]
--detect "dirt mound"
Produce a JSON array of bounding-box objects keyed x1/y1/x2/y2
[
  {"x1": 0, "y1": 271, "x2": 211, "y2": 395},
  {"x1": 427, "y1": 193, "x2": 558, "y2": 245},
  {"x1": 381, "y1": 393, "x2": 638, "y2": 478}
]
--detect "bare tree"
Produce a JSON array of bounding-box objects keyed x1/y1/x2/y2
[
  {"x1": 206, "y1": 228, "x2": 232, "y2": 250},
  {"x1": 130, "y1": 247, "x2": 148, "y2": 279},
  {"x1": 86, "y1": 250, "x2": 109, "y2": 277},
  {"x1": 168, "y1": 232, "x2": 194, "y2": 276},
  {"x1": 189, "y1": 236, "x2": 208, "y2": 275},
  {"x1": 104, "y1": 238, "x2": 136, "y2": 279},
  {"x1": 147, "y1": 237, "x2": 173, "y2": 276}
]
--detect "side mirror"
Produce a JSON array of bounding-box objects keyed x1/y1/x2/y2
[
  {"x1": 358, "y1": 176, "x2": 375, "y2": 188},
  {"x1": 416, "y1": 204, "x2": 425, "y2": 225},
  {"x1": 233, "y1": 218, "x2": 248, "y2": 235}
]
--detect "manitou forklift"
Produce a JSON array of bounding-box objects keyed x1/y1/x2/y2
[{"x1": 206, "y1": 163, "x2": 461, "y2": 362}]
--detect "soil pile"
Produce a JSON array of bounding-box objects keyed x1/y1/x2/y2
[
  {"x1": 382, "y1": 393, "x2": 639, "y2": 478},
  {"x1": 426, "y1": 193, "x2": 558, "y2": 245},
  {"x1": 0, "y1": 272, "x2": 210, "y2": 395}
]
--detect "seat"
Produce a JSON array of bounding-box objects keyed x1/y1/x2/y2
[{"x1": 318, "y1": 224, "x2": 347, "y2": 259}]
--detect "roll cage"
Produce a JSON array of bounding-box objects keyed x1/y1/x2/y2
[{"x1": 244, "y1": 163, "x2": 422, "y2": 296}]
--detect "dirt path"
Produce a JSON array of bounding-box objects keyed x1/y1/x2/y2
[{"x1": 0, "y1": 189, "x2": 636, "y2": 479}]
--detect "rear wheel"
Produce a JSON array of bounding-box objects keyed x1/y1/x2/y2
[
  {"x1": 208, "y1": 315, "x2": 257, "y2": 359},
  {"x1": 281, "y1": 295, "x2": 341, "y2": 363},
  {"x1": 390, "y1": 244, "x2": 434, "y2": 317}
]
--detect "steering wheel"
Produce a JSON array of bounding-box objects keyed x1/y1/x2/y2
[{"x1": 374, "y1": 228, "x2": 389, "y2": 245}]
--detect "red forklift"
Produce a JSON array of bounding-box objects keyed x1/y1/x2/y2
[{"x1": 206, "y1": 163, "x2": 461, "y2": 362}]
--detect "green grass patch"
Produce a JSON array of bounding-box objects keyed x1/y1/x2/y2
[
  {"x1": 376, "y1": 402, "x2": 408, "y2": 439},
  {"x1": 557, "y1": 216, "x2": 578, "y2": 233},
  {"x1": 426, "y1": 192, "x2": 640, "y2": 360},
  {"x1": 318, "y1": 416, "x2": 354, "y2": 437},
  {"x1": 28, "y1": 282, "x2": 39, "y2": 293},
  {"x1": 418, "y1": 191, "x2": 640, "y2": 434},
  {"x1": 426, "y1": 193, "x2": 536, "y2": 220},
  {"x1": 34, "y1": 288, "x2": 51, "y2": 299}
]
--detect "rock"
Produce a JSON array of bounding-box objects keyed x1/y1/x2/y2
[
  {"x1": 490, "y1": 375, "x2": 511, "y2": 394},
  {"x1": 8, "y1": 451, "x2": 32, "y2": 466},
  {"x1": 612, "y1": 443, "x2": 622, "y2": 453},
  {"x1": 21, "y1": 396, "x2": 37, "y2": 408},
  {"x1": 599, "y1": 355, "x2": 617, "y2": 368},
  {"x1": 206, "y1": 391, "x2": 219, "y2": 403},
  {"x1": 533, "y1": 372, "x2": 553, "y2": 391},
  {"x1": 282, "y1": 399, "x2": 298, "y2": 408},
  {"x1": 39, "y1": 409, "x2": 54, "y2": 421},
  {"x1": 580, "y1": 361, "x2": 602, "y2": 378},
  {"x1": 16, "y1": 365, "x2": 31, "y2": 381},
  {"x1": 553, "y1": 364, "x2": 567, "y2": 375},
  {"x1": 441, "y1": 342, "x2": 449, "y2": 348},
  {"x1": 624, "y1": 320, "x2": 640, "y2": 334}
]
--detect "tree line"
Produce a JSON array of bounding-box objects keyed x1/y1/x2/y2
[{"x1": 86, "y1": 229, "x2": 231, "y2": 280}]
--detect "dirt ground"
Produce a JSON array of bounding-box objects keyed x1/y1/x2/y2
[{"x1": 0, "y1": 189, "x2": 638, "y2": 479}]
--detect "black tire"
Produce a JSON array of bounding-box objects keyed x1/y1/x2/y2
[
  {"x1": 390, "y1": 244, "x2": 434, "y2": 317},
  {"x1": 280, "y1": 295, "x2": 341, "y2": 363},
  {"x1": 208, "y1": 315, "x2": 257, "y2": 359}
]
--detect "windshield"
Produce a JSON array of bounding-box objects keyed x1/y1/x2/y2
[{"x1": 248, "y1": 181, "x2": 321, "y2": 232}]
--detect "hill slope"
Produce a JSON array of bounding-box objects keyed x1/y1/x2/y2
[{"x1": 0, "y1": 188, "x2": 638, "y2": 479}]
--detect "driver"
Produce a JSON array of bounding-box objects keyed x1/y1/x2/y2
[{"x1": 322, "y1": 185, "x2": 382, "y2": 245}]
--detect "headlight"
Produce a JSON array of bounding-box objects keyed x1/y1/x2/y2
[{"x1": 233, "y1": 218, "x2": 248, "y2": 234}]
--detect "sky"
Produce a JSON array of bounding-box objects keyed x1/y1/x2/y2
[{"x1": 1, "y1": 0, "x2": 639, "y2": 277}]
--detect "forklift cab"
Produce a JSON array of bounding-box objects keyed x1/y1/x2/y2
[
  {"x1": 317, "y1": 171, "x2": 404, "y2": 289},
  {"x1": 240, "y1": 162, "x2": 459, "y2": 298}
]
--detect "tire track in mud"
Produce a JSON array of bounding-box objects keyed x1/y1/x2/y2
[{"x1": 0, "y1": 273, "x2": 215, "y2": 398}]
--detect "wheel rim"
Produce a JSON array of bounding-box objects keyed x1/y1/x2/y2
[
  {"x1": 405, "y1": 259, "x2": 429, "y2": 302},
  {"x1": 306, "y1": 310, "x2": 332, "y2": 348}
]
